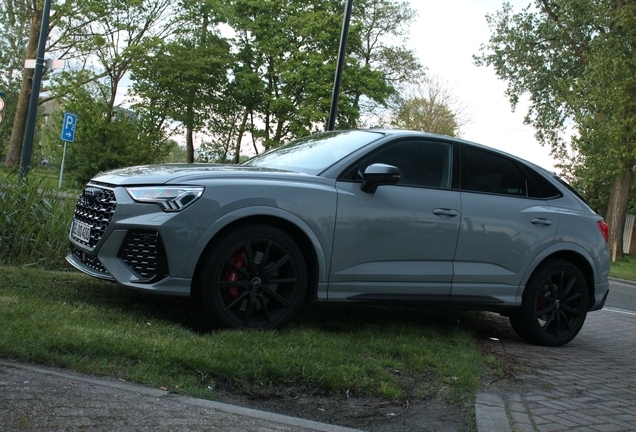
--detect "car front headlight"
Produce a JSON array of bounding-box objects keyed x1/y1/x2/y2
[{"x1": 126, "y1": 186, "x2": 204, "y2": 212}]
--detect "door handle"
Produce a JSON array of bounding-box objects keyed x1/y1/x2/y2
[
  {"x1": 531, "y1": 218, "x2": 552, "y2": 226},
  {"x1": 433, "y1": 208, "x2": 459, "y2": 217}
]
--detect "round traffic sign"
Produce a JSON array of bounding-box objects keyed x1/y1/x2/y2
[{"x1": 0, "y1": 98, "x2": 4, "y2": 111}]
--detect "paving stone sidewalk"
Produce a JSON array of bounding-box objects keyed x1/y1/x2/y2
[{"x1": 482, "y1": 308, "x2": 636, "y2": 432}]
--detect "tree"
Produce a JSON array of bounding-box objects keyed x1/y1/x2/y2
[
  {"x1": 40, "y1": 72, "x2": 169, "y2": 184},
  {"x1": 390, "y1": 76, "x2": 470, "y2": 136},
  {"x1": 351, "y1": 0, "x2": 424, "y2": 121},
  {"x1": 474, "y1": 0, "x2": 636, "y2": 257},
  {"x1": 0, "y1": 0, "x2": 31, "y2": 160},
  {"x1": 130, "y1": 0, "x2": 231, "y2": 163},
  {"x1": 2, "y1": 0, "x2": 113, "y2": 167},
  {"x1": 85, "y1": 0, "x2": 173, "y2": 118},
  {"x1": 220, "y1": 0, "x2": 423, "y2": 154}
]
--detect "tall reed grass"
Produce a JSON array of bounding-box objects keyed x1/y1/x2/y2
[{"x1": 0, "y1": 174, "x2": 77, "y2": 269}]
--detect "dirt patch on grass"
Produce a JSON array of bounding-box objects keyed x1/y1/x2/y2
[{"x1": 215, "y1": 385, "x2": 473, "y2": 431}]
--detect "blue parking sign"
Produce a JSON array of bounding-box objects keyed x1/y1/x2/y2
[{"x1": 61, "y1": 112, "x2": 77, "y2": 142}]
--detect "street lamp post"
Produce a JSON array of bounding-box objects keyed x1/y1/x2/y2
[
  {"x1": 19, "y1": 0, "x2": 52, "y2": 181},
  {"x1": 327, "y1": 0, "x2": 354, "y2": 131}
]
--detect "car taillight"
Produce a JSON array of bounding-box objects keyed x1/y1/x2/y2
[{"x1": 597, "y1": 221, "x2": 609, "y2": 243}]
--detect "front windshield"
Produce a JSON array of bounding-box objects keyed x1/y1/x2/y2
[{"x1": 243, "y1": 130, "x2": 384, "y2": 175}]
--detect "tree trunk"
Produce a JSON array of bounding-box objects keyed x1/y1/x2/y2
[
  {"x1": 606, "y1": 169, "x2": 632, "y2": 259},
  {"x1": 186, "y1": 126, "x2": 194, "y2": 163},
  {"x1": 5, "y1": 6, "x2": 41, "y2": 167},
  {"x1": 233, "y1": 110, "x2": 249, "y2": 164}
]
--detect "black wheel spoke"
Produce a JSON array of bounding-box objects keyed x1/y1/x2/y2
[
  {"x1": 267, "y1": 277, "x2": 297, "y2": 285},
  {"x1": 244, "y1": 241, "x2": 257, "y2": 276},
  {"x1": 259, "y1": 240, "x2": 273, "y2": 273},
  {"x1": 242, "y1": 293, "x2": 257, "y2": 326},
  {"x1": 561, "y1": 304, "x2": 582, "y2": 316},
  {"x1": 561, "y1": 277, "x2": 576, "y2": 299},
  {"x1": 223, "y1": 291, "x2": 249, "y2": 312},
  {"x1": 217, "y1": 280, "x2": 251, "y2": 288},
  {"x1": 536, "y1": 304, "x2": 554, "y2": 316},
  {"x1": 564, "y1": 292, "x2": 582, "y2": 303},
  {"x1": 261, "y1": 254, "x2": 291, "y2": 279},
  {"x1": 559, "y1": 311, "x2": 573, "y2": 330},
  {"x1": 258, "y1": 294, "x2": 272, "y2": 324},
  {"x1": 261, "y1": 286, "x2": 292, "y2": 307},
  {"x1": 223, "y1": 255, "x2": 248, "y2": 278},
  {"x1": 541, "y1": 311, "x2": 556, "y2": 330}
]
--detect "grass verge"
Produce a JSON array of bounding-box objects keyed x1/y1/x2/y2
[
  {"x1": 610, "y1": 255, "x2": 636, "y2": 281},
  {"x1": 0, "y1": 266, "x2": 485, "y2": 405},
  {"x1": 0, "y1": 173, "x2": 76, "y2": 269}
]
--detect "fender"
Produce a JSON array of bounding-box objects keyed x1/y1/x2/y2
[
  {"x1": 183, "y1": 206, "x2": 330, "y2": 282},
  {"x1": 517, "y1": 241, "x2": 598, "y2": 295}
]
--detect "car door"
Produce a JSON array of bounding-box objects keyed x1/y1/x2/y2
[
  {"x1": 452, "y1": 145, "x2": 558, "y2": 305},
  {"x1": 328, "y1": 139, "x2": 461, "y2": 301}
]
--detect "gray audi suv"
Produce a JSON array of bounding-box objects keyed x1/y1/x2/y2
[{"x1": 67, "y1": 129, "x2": 610, "y2": 346}]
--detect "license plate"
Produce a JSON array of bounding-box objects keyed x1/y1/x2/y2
[{"x1": 71, "y1": 219, "x2": 91, "y2": 243}]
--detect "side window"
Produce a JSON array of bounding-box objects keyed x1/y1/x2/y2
[
  {"x1": 351, "y1": 140, "x2": 453, "y2": 188},
  {"x1": 461, "y1": 146, "x2": 529, "y2": 197}
]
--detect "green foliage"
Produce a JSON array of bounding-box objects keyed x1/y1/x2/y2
[
  {"x1": 0, "y1": 174, "x2": 76, "y2": 269},
  {"x1": 474, "y1": 0, "x2": 636, "y2": 251},
  {"x1": 164, "y1": 140, "x2": 188, "y2": 163},
  {"x1": 41, "y1": 72, "x2": 170, "y2": 185},
  {"x1": 0, "y1": 266, "x2": 484, "y2": 403},
  {"x1": 393, "y1": 97, "x2": 458, "y2": 136}
]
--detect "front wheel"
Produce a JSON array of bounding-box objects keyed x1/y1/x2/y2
[
  {"x1": 195, "y1": 224, "x2": 307, "y2": 330},
  {"x1": 509, "y1": 259, "x2": 589, "y2": 347}
]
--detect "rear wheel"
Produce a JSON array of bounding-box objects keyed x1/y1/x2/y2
[
  {"x1": 509, "y1": 259, "x2": 589, "y2": 347},
  {"x1": 196, "y1": 224, "x2": 307, "y2": 330}
]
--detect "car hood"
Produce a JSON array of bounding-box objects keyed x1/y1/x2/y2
[{"x1": 91, "y1": 164, "x2": 304, "y2": 186}]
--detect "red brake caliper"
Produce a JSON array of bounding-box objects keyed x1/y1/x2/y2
[{"x1": 223, "y1": 252, "x2": 244, "y2": 299}]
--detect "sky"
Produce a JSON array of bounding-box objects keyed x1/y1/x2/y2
[{"x1": 406, "y1": 0, "x2": 558, "y2": 171}]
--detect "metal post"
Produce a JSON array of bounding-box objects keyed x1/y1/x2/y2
[
  {"x1": 59, "y1": 141, "x2": 67, "y2": 189},
  {"x1": 19, "y1": 0, "x2": 52, "y2": 181},
  {"x1": 327, "y1": 0, "x2": 354, "y2": 131}
]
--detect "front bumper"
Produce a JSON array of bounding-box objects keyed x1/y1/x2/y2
[{"x1": 67, "y1": 184, "x2": 201, "y2": 296}]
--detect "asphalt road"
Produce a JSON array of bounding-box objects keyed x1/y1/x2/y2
[{"x1": 606, "y1": 279, "x2": 636, "y2": 312}]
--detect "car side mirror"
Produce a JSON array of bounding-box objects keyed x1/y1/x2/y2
[{"x1": 361, "y1": 163, "x2": 401, "y2": 193}]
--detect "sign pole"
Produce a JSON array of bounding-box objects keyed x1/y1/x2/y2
[
  {"x1": 59, "y1": 141, "x2": 67, "y2": 189},
  {"x1": 59, "y1": 112, "x2": 77, "y2": 189},
  {"x1": 19, "y1": 0, "x2": 52, "y2": 181},
  {"x1": 327, "y1": 0, "x2": 354, "y2": 131}
]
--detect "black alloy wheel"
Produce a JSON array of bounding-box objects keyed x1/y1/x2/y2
[
  {"x1": 196, "y1": 224, "x2": 307, "y2": 330},
  {"x1": 509, "y1": 259, "x2": 589, "y2": 347}
]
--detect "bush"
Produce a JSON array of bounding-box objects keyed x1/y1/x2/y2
[{"x1": 0, "y1": 173, "x2": 76, "y2": 269}]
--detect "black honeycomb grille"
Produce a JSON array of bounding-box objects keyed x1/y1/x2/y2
[
  {"x1": 119, "y1": 230, "x2": 168, "y2": 282},
  {"x1": 71, "y1": 244, "x2": 107, "y2": 274},
  {"x1": 73, "y1": 185, "x2": 117, "y2": 248}
]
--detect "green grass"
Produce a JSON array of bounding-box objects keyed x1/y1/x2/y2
[
  {"x1": 610, "y1": 255, "x2": 636, "y2": 281},
  {"x1": 0, "y1": 266, "x2": 485, "y2": 405},
  {"x1": 0, "y1": 174, "x2": 77, "y2": 269},
  {"x1": 0, "y1": 164, "x2": 82, "y2": 192}
]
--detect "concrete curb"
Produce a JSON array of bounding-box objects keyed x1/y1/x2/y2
[
  {"x1": 0, "y1": 360, "x2": 362, "y2": 432},
  {"x1": 3, "y1": 360, "x2": 505, "y2": 431},
  {"x1": 608, "y1": 276, "x2": 636, "y2": 287},
  {"x1": 475, "y1": 393, "x2": 511, "y2": 432}
]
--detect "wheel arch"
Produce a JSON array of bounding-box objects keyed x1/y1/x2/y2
[
  {"x1": 189, "y1": 211, "x2": 324, "y2": 303},
  {"x1": 522, "y1": 247, "x2": 596, "y2": 310}
]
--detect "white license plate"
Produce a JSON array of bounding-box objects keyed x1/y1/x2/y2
[{"x1": 71, "y1": 219, "x2": 91, "y2": 243}]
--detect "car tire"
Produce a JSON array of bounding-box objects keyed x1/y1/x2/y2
[
  {"x1": 509, "y1": 259, "x2": 589, "y2": 347},
  {"x1": 195, "y1": 224, "x2": 307, "y2": 330}
]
